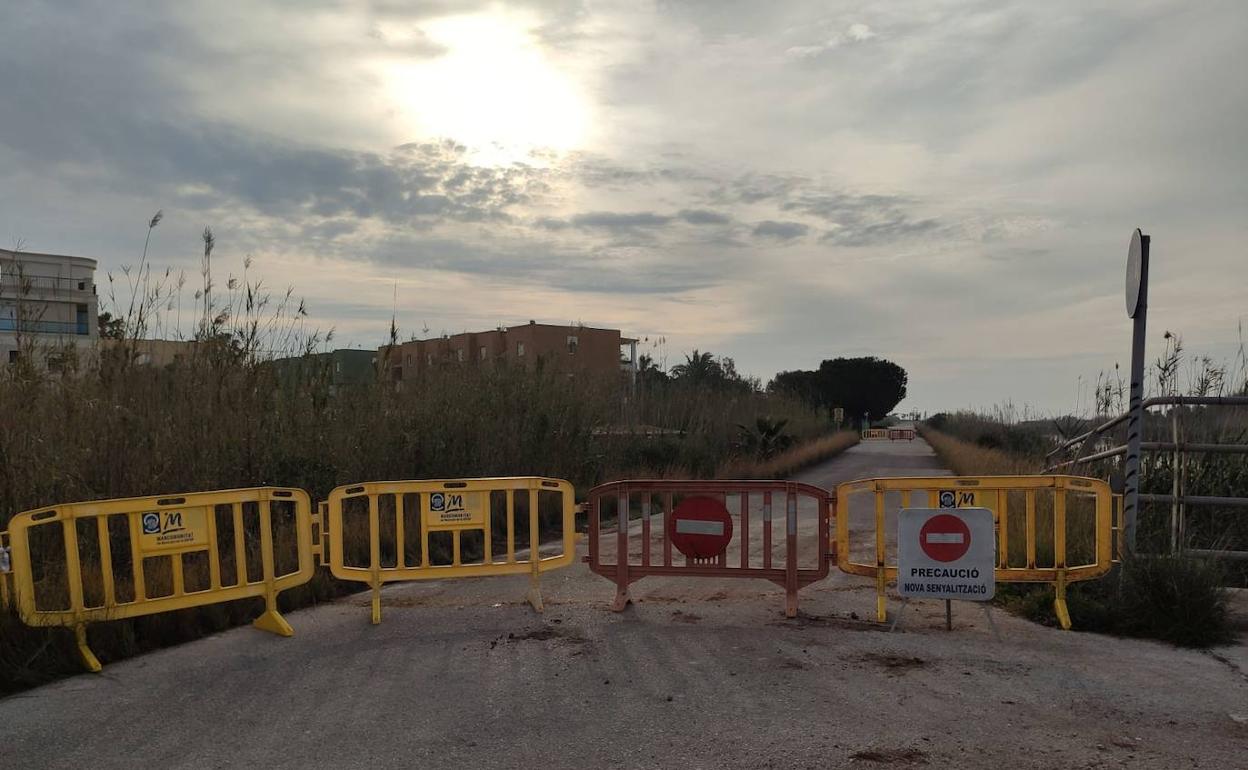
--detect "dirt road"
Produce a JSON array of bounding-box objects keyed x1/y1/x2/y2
[{"x1": 3, "y1": 433, "x2": 1245, "y2": 768}]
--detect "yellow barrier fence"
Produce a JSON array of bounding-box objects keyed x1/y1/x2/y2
[
  {"x1": 2, "y1": 487, "x2": 315, "y2": 671},
  {"x1": 861, "y1": 429, "x2": 889, "y2": 440},
  {"x1": 835, "y1": 475, "x2": 1113, "y2": 629},
  {"x1": 324, "y1": 477, "x2": 577, "y2": 623}
]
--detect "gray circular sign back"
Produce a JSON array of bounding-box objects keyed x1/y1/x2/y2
[{"x1": 1126, "y1": 228, "x2": 1144, "y2": 318}]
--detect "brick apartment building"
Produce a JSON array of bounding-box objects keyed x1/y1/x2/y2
[{"x1": 382, "y1": 321, "x2": 634, "y2": 383}]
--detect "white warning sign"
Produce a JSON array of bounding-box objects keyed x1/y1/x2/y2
[{"x1": 897, "y1": 508, "x2": 995, "y2": 600}]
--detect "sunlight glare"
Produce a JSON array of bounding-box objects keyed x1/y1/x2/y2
[{"x1": 385, "y1": 12, "x2": 590, "y2": 165}]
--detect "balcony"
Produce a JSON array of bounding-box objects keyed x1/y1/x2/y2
[
  {"x1": 0, "y1": 318, "x2": 91, "y2": 335},
  {"x1": 0, "y1": 274, "x2": 96, "y2": 298}
]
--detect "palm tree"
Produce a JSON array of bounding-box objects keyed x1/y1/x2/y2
[
  {"x1": 735, "y1": 417, "x2": 795, "y2": 459},
  {"x1": 670, "y1": 350, "x2": 722, "y2": 383}
]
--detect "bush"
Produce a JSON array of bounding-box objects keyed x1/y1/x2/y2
[{"x1": 1008, "y1": 555, "x2": 1234, "y2": 648}]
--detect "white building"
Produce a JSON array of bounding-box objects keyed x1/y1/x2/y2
[{"x1": 0, "y1": 249, "x2": 99, "y2": 367}]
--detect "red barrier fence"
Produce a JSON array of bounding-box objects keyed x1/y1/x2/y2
[
  {"x1": 888, "y1": 428, "x2": 916, "y2": 441},
  {"x1": 585, "y1": 480, "x2": 833, "y2": 617}
]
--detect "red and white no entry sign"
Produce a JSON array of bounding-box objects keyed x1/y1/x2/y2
[
  {"x1": 919, "y1": 513, "x2": 971, "y2": 563},
  {"x1": 668, "y1": 496, "x2": 733, "y2": 560}
]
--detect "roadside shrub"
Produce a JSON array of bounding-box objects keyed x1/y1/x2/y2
[{"x1": 1008, "y1": 555, "x2": 1234, "y2": 648}]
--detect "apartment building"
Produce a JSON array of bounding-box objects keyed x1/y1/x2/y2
[
  {"x1": 0, "y1": 249, "x2": 99, "y2": 366},
  {"x1": 383, "y1": 321, "x2": 634, "y2": 383}
]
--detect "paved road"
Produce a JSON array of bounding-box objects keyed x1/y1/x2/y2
[{"x1": 3, "y1": 432, "x2": 1245, "y2": 768}]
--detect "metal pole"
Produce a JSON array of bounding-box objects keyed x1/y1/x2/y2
[
  {"x1": 1123, "y1": 233, "x2": 1149, "y2": 553},
  {"x1": 1170, "y1": 407, "x2": 1179, "y2": 555}
]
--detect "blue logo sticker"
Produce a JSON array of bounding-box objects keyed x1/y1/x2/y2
[
  {"x1": 430, "y1": 493, "x2": 445, "y2": 512},
  {"x1": 142, "y1": 512, "x2": 161, "y2": 534}
]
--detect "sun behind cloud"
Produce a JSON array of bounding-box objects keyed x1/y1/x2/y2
[{"x1": 380, "y1": 10, "x2": 591, "y2": 166}]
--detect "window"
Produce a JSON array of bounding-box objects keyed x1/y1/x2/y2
[
  {"x1": 567, "y1": 335, "x2": 579, "y2": 354},
  {"x1": 76, "y1": 304, "x2": 89, "y2": 335},
  {"x1": 405, "y1": 354, "x2": 412, "y2": 365},
  {"x1": 517, "y1": 342, "x2": 525, "y2": 357},
  {"x1": 479, "y1": 346, "x2": 487, "y2": 360},
  {"x1": 77, "y1": 281, "x2": 86, "y2": 291},
  {"x1": 456, "y1": 348, "x2": 465, "y2": 362},
  {"x1": 8, "y1": 350, "x2": 18, "y2": 364},
  {"x1": 426, "y1": 353, "x2": 433, "y2": 365}
]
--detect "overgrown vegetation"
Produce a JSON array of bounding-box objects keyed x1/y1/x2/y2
[
  {"x1": 0, "y1": 222, "x2": 851, "y2": 690},
  {"x1": 920, "y1": 332, "x2": 1246, "y2": 647}
]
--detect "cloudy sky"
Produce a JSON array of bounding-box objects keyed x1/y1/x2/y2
[{"x1": 2, "y1": 0, "x2": 1245, "y2": 414}]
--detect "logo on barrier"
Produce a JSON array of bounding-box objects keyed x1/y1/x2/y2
[
  {"x1": 139, "y1": 509, "x2": 209, "y2": 552},
  {"x1": 426, "y1": 490, "x2": 484, "y2": 528},
  {"x1": 939, "y1": 490, "x2": 986, "y2": 509},
  {"x1": 668, "y1": 496, "x2": 733, "y2": 560}
]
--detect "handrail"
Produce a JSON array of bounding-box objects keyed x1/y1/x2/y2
[{"x1": 1046, "y1": 396, "x2": 1248, "y2": 461}]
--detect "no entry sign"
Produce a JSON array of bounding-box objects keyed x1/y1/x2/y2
[
  {"x1": 919, "y1": 514, "x2": 971, "y2": 562},
  {"x1": 897, "y1": 508, "x2": 994, "y2": 600},
  {"x1": 669, "y1": 496, "x2": 733, "y2": 560}
]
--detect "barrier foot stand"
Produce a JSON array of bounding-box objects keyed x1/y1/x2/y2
[
  {"x1": 888, "y1": 599, "x2": 910, "y2": 633},
  {"x1": 980, "y1": 603, "x2": 1003, "y2": 643},
  {"x1": 74, "y1": 624, "x2": 102, "y2": 673},
  {"x1": 610, "y1": 586, "x2": 632, "y2": 612},
  {"x1": 370, "y1": 579, "x2": 382, "y2": 626},
  {"x1": 526, "y1": 564, "x2": 545, "y2": 613},
  {"x1": 1053, "y1": 573, "x2": 1072, "y2": 631},
  {"x1": 253, "y1": 593, "x2": 294, "y2": 637}
]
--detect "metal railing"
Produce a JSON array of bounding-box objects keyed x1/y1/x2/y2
[
  {"x1": 0, "y1": 318, "x2": 91, "y2": 335},
  {"x1": 0, "y1": 274, "x2": 95, "y2": 296},
  {"x1": 1045, "y1": 395, "x2": 1248, "y2": 560}
]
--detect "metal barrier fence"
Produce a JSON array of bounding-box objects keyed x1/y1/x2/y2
[
  {"x1": 836, "y1": 475, "x2": 1112, "y2": 629},
  {"x1": 1, "y1": 487, "x2": 314, "y2": 671},
  {"x1": 888, "y1": 428, "x2": 916, "y2": 441},
  {"x1": 862, "y1": 429, "x2": 889, "y2": 440},
  {"x1": 1045, "y1": 395, "x2": 1248, "y2": 559},
  {"x1": 586, "y1": 480, "x2": 833, "y2": 617},
  {"x1": 323, "y1": 477, "x2": 577, "y2": 623}
]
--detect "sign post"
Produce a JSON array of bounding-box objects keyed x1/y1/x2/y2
[
  {"x1": 897, "y1": 508, "x2": 995, "y2": 630},
  {"x1": 1123, "y1": 229, "x2": 1150, "y2": 553}
]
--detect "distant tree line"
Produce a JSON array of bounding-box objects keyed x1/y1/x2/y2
[{"x1": 769, "y1": 356, "x2": 908, "y2": 426}]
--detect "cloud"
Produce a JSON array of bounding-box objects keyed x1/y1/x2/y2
[
  {"x1": 0, "y1": 0, "x2": 1244, "y2": 416},
  {"x1": 752, "y1": 220, "x2": 809, "y2": 240},
  {"x1": 781, "y1": 193, "x2": 940, "y2": 246},
  {"x1": 785, "y1": 22, "x2": 878, "y2": 59},
  {"x1": 568, "y1": 211, "x2": 674, "y2": 229},
  {"x1": 677, "y1": 209, "x2": 732, "y2": 225}
]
